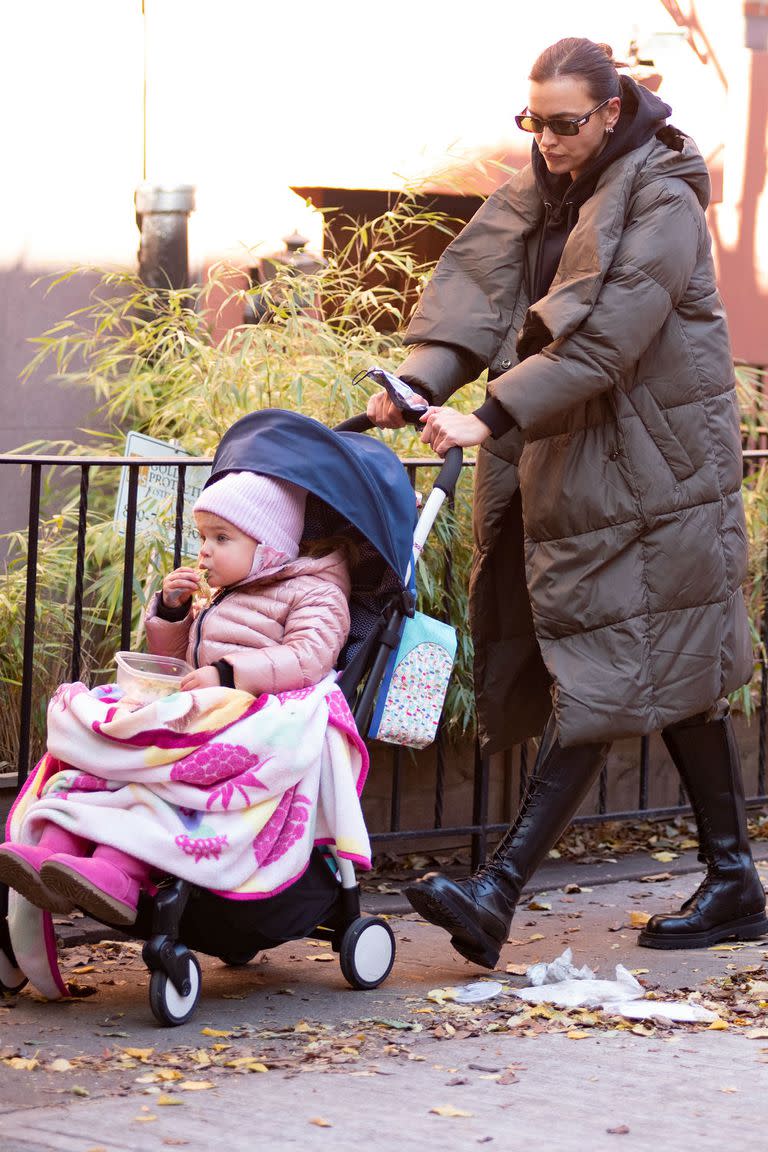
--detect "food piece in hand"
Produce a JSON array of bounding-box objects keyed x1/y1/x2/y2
[{"x1": 195, "y1": 567, "x2": 212, "y2": 602}]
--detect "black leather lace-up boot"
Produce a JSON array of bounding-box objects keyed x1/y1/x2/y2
[
  {"x1": 404, "y1": 716, "x2": 610, "y2": 969},
  {"x1": 639, "y1": 704, "x2": 768, "y2": 949}
]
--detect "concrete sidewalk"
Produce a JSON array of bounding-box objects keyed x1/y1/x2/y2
[{"x1": 2, "y1": 850, "x2": 768, "y2": 1151}]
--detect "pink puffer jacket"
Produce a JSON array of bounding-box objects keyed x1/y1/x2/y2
[{"x1": 144, "y1": 551, "x2": 351, "y2": 697}]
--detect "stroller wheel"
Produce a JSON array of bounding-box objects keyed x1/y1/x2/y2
[
  {"x1": 148, "y1": 951, "x2": 201, "y2": 1027},
  {"x1": 217, "y1": 950, "x2": 260, "y2": 967},
  {"x1": 0, "y1": 946, "x2": 27, "y2": 996},
  {"x1": 339, "y1": 916, "x2": 396, "y2": 990}
]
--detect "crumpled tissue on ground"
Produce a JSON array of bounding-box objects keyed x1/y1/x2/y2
[{"x1": 510, "y1": 948, "x2": 718, "y2": 1023}]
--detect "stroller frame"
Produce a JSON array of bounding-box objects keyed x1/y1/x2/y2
[{"x1": 0, "y1": 411, "x2": 462, "y2": 1026}]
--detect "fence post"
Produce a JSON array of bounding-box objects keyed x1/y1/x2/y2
[{"x1": 17, "y1": 463, "x2": 42, "y2": 787}]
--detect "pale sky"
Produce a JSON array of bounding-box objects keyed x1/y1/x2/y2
[{"x1": 0, "y1": 1, "x2": 744, "y2": 269}]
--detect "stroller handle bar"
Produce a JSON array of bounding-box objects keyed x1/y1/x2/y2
[{"x1": 333, "y1": 413, "x2": 464, "y2": 499}]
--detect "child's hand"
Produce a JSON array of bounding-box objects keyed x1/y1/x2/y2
[
  {"x1": 162, "y1": 566, "x2": 201, "y2": 608},
  {"x1": 180, "y1": 666, "x2": 221, "y2": 691}
]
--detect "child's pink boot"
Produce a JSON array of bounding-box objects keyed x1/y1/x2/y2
[
  {"x1": 41, "y1": 845, "x2": 153, "y2": 927},
  {"x1": 0, "y1": 825, "x2": 91, "y2": 913}
]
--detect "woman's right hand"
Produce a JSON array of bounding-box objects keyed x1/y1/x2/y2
[
  {"x1": 162, "y1": 566, "x2": 200, "y2": 608},
  {"x1": 366, "y1": 390, "x2": 406, "y2": 428}
]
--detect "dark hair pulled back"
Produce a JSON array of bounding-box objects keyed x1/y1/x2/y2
[{"x1": 529, "y1": 37, "x2": 621, "y2": 102}]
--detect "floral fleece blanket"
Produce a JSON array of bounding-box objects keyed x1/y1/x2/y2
[{"x1": 5, "y1": 674, "x2": 370, "y2": 999}]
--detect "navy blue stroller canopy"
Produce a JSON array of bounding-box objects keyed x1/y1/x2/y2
[
  {"x1": 207, "y1": 410, "x2": 418, "y2": 666},
  {"x1": 208, "y1": 409, "x2": 417, "y2": 584}
]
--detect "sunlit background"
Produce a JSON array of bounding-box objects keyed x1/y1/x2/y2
[
  {"x1": 1, "y1": 0, "x2": 766, "y2": 504},
  {"x1": 2, "y1": 0, "x2": 757, "y2": 270}
]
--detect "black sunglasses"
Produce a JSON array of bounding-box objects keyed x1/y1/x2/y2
[{"x1": 515, "y1": 97, "x2": 613, "y2": 137}]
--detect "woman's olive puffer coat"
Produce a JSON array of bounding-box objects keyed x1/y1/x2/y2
[{"x1": 399, "y1": 134, "x2": 752, "y2": 750}]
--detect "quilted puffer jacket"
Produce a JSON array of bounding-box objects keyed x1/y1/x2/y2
[
  {"x1": 144, "y1": 551, "x2": 351, "y2": 697},
  {"x1": 398, "y1": 131, "x2": 752, "y2": 750}
]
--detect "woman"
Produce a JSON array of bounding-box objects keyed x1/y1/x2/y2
[{"x1": 368, "y1": 37, "x2": 767, "y2": 967}]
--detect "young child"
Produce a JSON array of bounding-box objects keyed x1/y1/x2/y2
[
  {"x1": 146, "y1": 470, "x2": 351, "y2": 695},
  {"x1": 0, "y1": 471, "x2": 352, "y2": 926}
]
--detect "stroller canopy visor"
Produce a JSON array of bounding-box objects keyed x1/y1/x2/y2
[{"x1": 207, "y1": 409, "x2": 417, "y2": 588}]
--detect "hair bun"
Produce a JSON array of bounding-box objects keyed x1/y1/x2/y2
[{"x1": 596, "y1": 42, "x2": 614, "y2": 61}]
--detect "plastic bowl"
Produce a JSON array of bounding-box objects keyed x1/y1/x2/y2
[{"x1": 114, "y1": 651, "x2": 192, "y2": 704}]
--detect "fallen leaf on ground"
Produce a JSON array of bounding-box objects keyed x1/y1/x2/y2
[
  {"x1": 430, "y1": 1105, "x2": 474, "y2": 1118},
  {"x1": 47, "y1": 1058, "x2": 73, "y2": 1072},
  {"x1": 309, "y1": 1117, "x2": 333, "y2": 1127},
  {"x1": 628, "y1": 912, "x2": 651, "y2": 928},
  {"x1": 497, "y1": 1070, "x2": 519, "y2": 1085},
  {"x1": 427, "y1": 987, "x2": 458, "y2": 1004}
]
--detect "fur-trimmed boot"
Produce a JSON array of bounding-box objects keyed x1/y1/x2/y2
[
  {"x1": 0, "y1": 824, "x2": 91, "y2": 913},
  {"x1": 41, "y1": 844, "x2": 153, "y2": 927}
]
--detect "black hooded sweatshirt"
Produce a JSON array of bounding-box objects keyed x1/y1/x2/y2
[{"x1": 474, "y1": 76, "x2": 679, "y2": 438}]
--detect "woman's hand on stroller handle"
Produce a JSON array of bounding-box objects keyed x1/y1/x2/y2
[
  {"x1": 420, "y1": 407, "x2": 492, "y2": 456},
  {"x1": 364, "y1": 368, "x2": 429, "y2": 427},
  {"x1": 335, "y1": 403, "x2": 464, "y2": 498},
  {"x1": 366, "y1": 390, "x2": 406, "y2": 428}
]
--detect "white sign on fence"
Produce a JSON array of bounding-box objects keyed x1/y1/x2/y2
[{"x1": 114, "y1": 432, "x2": 211, "y2": 559}]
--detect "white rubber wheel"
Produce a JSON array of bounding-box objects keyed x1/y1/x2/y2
[
  {"x1": 148, "y1": 952, "x2": 201, "y2": 1026},
  {"x1": 0, "y1": 946, "x2": 27, "y2": 995},
  {"x1": 339, "y1": 916, "x2": 396, "y2": 990}
]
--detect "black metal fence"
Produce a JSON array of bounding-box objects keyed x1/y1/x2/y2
[{"x1": 3, "y1": 449, "x2": 768, "y2": 869}]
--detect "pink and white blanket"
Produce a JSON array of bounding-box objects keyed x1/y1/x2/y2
[{"x1": 6, "y1": 674, "x2": 370, "y2": 998}]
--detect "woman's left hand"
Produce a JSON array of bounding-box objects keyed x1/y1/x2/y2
[
  {"x1": 180, "y1": 666, "x2": 221, "y2": 691},
  {"x1": 420, "y1": 407, "x2": 492, "y2": 455}
]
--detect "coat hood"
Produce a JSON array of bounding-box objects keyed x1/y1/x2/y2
[
  {"x1": 531, "y1": 75, "x2": 672, "y2": 219},
  {"x1": 240, "y1": 548, "x2": 352, "y2": 599}
]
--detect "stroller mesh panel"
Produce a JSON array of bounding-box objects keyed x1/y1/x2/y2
[{"x1": 303, "y1": 493, "x2": 404, "y2": 670}]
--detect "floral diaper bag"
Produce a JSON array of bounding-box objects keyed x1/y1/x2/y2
[{"x1": 368, "y1": 611, "x2": 457, "y2": 749}]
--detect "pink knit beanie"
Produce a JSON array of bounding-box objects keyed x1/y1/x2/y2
[{"x1": 193, "y1": 472, "x2": 307, "y2": 561}]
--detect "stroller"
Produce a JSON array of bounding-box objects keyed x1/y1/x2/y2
[{"x1": 0, "y1": 407, "x2": 462, "y2": 1026}]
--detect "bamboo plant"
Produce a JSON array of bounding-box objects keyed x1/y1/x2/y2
[{"x1": 1, "y1": 199, "x2": 481, "y2": 769}]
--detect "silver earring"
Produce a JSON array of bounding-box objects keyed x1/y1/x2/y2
[{"x1": 605, "y1": 126, "x2": 614, "y2": 134}]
